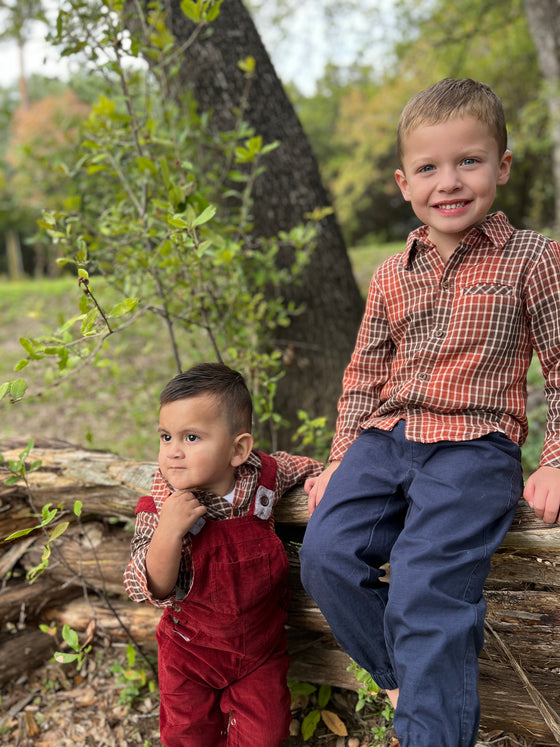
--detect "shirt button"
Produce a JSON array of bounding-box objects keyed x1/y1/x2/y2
[
  {"x1": 441, "y1": 280, "x2": 450, "y2": 289},
  {"x1": 417, "y1": 372, "x2": 429, "y2": 381},
  {"x1": 172, "y1": 616, "x2": 180, "y2": 624},
  {"x1": 434, "y1": 328, "x2": 445, "y2": 337},
  {"x1": 172, "y1": 604, "x2": 181, "y2": 612}
]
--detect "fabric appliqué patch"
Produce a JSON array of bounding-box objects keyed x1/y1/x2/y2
[{"x1": 254, "y1": 485, "x2": 274, "y2": 520}]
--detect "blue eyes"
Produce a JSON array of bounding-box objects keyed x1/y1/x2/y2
[{"x1": 418, "y1": 158, "x2": 478, "y2": 173}]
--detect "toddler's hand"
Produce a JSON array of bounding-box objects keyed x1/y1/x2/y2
[{"x1": 159, "y1": 490, "x2": 207, "y2": 538}]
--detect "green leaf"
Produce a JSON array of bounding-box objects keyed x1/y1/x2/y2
[
  {"x1": 41, "y1": 504, "x2": 58, "y2": 525},
  {"x1": 4, "y1": 524, "x2": 36, "y2": 540},
  {"x1": 9, "y1": 379, "x2": 27, "y2": 400},
  {"x1": 135, "y1": 156, "x2": 158, "y2": 175},
  {"x1": 109, "y1": 297, "x2": 138, "y2": 318},
  {"x1": 54, "y1": 651, "x2": 80, "y2": 664},
  {"x1": 181, "y1": 0, "x2": 201, "y2": 22},
  {"x1": 0, "y1": 382, "x2": 9, "y2": 401},
  {"x1": 74, "y1": 501, "x2": 83, "y2": 518},
  {"x1": 81, "y1": 308, "x2": 98, "y2": 335},
  {"x1": 49, "y1": 521, "x2": 69, "y2": 542},
  {"x1": 191, "y1": 204, "x2": 216, "y2": 228},
  {"x1": 168, "y1": 215, "x2": 189, "y2": 229},
  {"x1": 62, "y1": 624, "x2": 80, "y2": 651},
  {"x1": 301, "y1": 709, "x2": 321, "y2": 741},
  {"x1": 288, "y1": 681, "x2": 317, "y2": 695},
  {"x1": 206, "y1": 0, "x2": 224, "y2": 22},
  {"x1": 19, "y1": 337, "x2": 43, "y2": 360},
  {"x1": 317, "y1": 684, "x2": 331, "y2": 709}
]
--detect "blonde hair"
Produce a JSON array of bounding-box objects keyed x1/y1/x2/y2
[{"x1": 397, "y1": 78, "x2": 508, "y2": 167}]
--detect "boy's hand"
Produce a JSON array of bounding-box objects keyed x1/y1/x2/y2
[
  {"x1": 523, "y1": 466, "x2": 560, "y2": 524},
  {"x1": 304, "y1": 461, "x2": 340, "y2": 516},
  {"x1": 158, "y1": 490, "x2": 207, "y2": 538}
]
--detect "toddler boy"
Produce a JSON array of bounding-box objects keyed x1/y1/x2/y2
[{"x1": 124, "y1": 362, "x2": 323, "y2": 746}]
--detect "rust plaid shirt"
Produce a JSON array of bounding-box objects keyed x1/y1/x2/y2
[
  {"x1": 123, "y1": 450, "x2": 323, "y2": 608},
  {"x1": 330, "y1": 212, "x2": 560, "y2": 469}
]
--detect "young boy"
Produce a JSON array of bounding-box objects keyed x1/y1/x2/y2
[
  {"x1": 124, "y1": 362, "x2": 323, "y2": 747},
  {"x1": 299, "y1": 78, "x2": 560, "y2": 747}
]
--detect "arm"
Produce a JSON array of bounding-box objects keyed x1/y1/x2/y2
[
  {"x1": 526, "y1": 239, "x2": 560, "y2": 523},
  {"x1": 123, "y1": 471, "x2": 206, "y2": 605},
  {"x1": 145, "y1": 490, "x2": 207, "y2": 598},
  {"x1": 329, "y1": 273, "x2": 393, "y2": 461}
]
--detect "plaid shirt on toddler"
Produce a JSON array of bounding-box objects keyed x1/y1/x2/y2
[{"x1": 123, "y1": 449, "x2": 323, "y2": 607}]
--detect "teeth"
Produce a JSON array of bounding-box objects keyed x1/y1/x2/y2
[{"x1": 438, "y1": 202, "x2": 465, "y2": 210}]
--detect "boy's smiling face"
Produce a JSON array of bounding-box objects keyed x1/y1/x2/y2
[{"x1": 395, "y1": 116, "x2": 512, "y2": 259}]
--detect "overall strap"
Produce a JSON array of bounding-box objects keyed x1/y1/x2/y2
[
  {"x1": 252, "y1": 451, "x2": 277, "y2": 520},
  {"x1": 135, "y1": 495, "x2": 157, "y2": 514}
]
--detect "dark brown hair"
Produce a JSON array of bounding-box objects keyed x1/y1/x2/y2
[{"x1": 160, "y1": 362, "x2": 253, "y2": 434}]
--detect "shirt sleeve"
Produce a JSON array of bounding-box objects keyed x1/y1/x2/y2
[
  {"x1": 270, "y1": 451, "x2": 324, "y2": 497},
  {"x1": 329, "y1": 273, "x2": 395, "y2": 461},
  {"x1": 123, "y1": 471, "x2": 184, "y2": 608},
  {"x1": 526, "y1": 239, "x2": 560, "y2": 468}
]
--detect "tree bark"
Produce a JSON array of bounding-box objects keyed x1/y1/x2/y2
[
  {"x1": 132, "y1": 0, "x2": 365, "y2": 447},
  {"x1": 522, "y1": 0, "x2": 560, "y2": 235}
]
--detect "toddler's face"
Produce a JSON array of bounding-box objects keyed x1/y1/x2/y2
[{"x1": 158, "y1": 393, "x2": 239, "y2": 497}]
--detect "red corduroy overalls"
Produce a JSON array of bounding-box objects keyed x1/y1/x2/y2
[{"x1": 151, "y1": 454, "x2": 291, "y2": 747}]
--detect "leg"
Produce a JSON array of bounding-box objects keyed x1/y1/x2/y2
[
  {"x1": 300, "y1": 425, "x2": 409, "y2": 690},
  {"x1": 386, "y1": 433, "x2": 523, "y2": 747},
  {"x1": 156, "y1": 623, "x2": 228, "y2": 747},
  {"x1": 222, "y1": 644, "x2": 291, "y2": 747}
]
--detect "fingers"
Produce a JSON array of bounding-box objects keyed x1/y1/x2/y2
[{"x1": 523, "y1": 468, "x2": 560, "y2": 524}]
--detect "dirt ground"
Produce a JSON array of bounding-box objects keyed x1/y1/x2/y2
[{"x1": 0, "y1": 630, "x2": 535, "y2": 747}]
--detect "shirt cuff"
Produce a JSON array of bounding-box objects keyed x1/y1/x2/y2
[{"x1": 538, "y1": 437, "x2": 560, "y2": 469}]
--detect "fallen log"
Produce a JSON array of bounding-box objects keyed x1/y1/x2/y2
[{"x1": 1, "y1": 438, "x2": 559, "y2": 745}]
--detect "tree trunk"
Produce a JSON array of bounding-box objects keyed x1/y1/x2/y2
[
  {"x1": 131, "y1": 0, "x2": 365, "y2": 447},
  {"x1": 522, "y1": 0, "x2": 560, "y2": 235},
  {"x1": 1, "y1": 438, "x2": 560, "y2": 743}
]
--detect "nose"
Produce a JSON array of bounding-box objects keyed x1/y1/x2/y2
[
  {"x1": 162, "y1": 440, "x2": 184, "y2": 459},
  {"x1": 437, "y1": 165, "x2": 462, "y2": 192}
]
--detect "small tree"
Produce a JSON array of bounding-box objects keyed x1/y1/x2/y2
[{"x1": 1, "y1": 0, "x2": 325, "y2": 450}]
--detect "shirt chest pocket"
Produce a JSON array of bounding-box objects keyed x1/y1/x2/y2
[
  {"x1": 453, "y1": 283, "x2": 523, "y2": 356},
  {"x1": 461, "y1": 282, "x2": 515, "y2": 297}
]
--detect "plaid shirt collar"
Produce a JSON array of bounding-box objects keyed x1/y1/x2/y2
[{"x1": 402, "y1": 211, "x2": 515, "y2": 268}]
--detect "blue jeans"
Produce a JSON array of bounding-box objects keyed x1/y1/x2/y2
[{"x1": 299, "y1": 422, "x2": 522, "y2": 747}]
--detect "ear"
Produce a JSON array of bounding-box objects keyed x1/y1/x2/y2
[
  {"x1": 497, "y1": 149, "x2": 512, "y2": 186},
  {"x1": 395, "y1": 169, "x2": 411, "y2": 201},
  {"x1": 231, "y1": 432, "x2": 254, "y2": 467}
]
